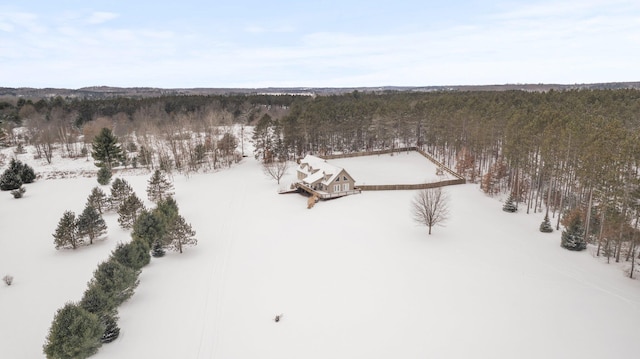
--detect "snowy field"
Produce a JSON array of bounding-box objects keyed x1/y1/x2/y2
[
  {"x1": 328, "y1": 151, "x2": 453, "y2": 185},
  {"x1": 2, "y1": 149, "x2": 640, "y2": 358}
]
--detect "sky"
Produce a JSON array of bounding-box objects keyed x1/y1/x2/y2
[{"x1": 1, "y1": 0, "x2": 639, "y2": 88}]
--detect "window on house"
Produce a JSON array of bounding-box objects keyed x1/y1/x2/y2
[
  {"x1": 334, "y1": 184, "x2": 341, "y2": 192},
  {"x1": 343, "y1": 176, "x2": 348, "y2": 181},
  {"x1": 343, "y1": 183, "x2": 349, "y2": 191},
  {"x1": 335, "y1": 176, "x2": 340, "y2": 181}
]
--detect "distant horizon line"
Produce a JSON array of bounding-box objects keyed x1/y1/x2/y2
[{"x1": 3, "y1": 80, "x2": 640, "y2": 91}]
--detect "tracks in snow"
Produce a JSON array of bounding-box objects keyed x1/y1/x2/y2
[{"x1": 196, "y1": 172, "x2": 250, "y2": 358}]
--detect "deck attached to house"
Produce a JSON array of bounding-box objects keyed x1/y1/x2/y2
[{"x1": 285, "y1": 182, "x2": 361, "y2": 200}]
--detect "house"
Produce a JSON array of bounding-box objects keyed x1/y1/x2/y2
[{"x1": 296, "y1": 155, "x2": 357, "y2": 198}]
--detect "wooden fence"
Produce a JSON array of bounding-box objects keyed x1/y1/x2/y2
[
  {"x1": 319, "y1": 147, "x2": 465, "y2": 191},
  {"x1": 357, "y1": 178, "x2": 465, "y2": 191}
]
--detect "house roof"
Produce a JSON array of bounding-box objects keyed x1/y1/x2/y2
[{"x1": 297, "y1": 155, "x2": 346, "y2": 186}]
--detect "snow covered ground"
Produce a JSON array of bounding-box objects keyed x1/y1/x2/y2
[
  {"x1": 328, "y1": 151, "x2": 453, "y2": 185},
  {"x1": 2, "y1": 146, "x2": 640, "y2": 358}
]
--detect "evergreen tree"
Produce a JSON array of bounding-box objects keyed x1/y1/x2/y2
[
  {"x1": 154, "y1": 196, "x2": 179, "y2": 224},
  {"x1": 77, "y1": 204, "x2": 107, "y2": 245},
  {"x1": 109, "y1": 178, "x2": 133, "y2": 210},
  {"x1": 132, "y1": 209, "x2": 166, "y2": 247},
  {"x1": 13, "y1": 159, "x2": 36, "y2": 183},
  {"x1": 252, "y1": 113, "x2": 279, "y2": 161},
  {"x1": 0, "y1": 159, "x2": 35, "y2": 191},
  {"x1": 151, "y1": 240, "x2": 166, "y2": 257},
  {"x1": 87, "y1": 187, "x2": 108, "y2": 214},
  {"x1": 89, "y1": 258, "x2": 139, "y2": 307},
  {"x1": 561, "y1": 210, "x2": 587, "y2": 251},
  {"x1": 539, "y1": 213, "x2": 554, "y2": 233},
  {"x1": 92, "y1": 128, "x2": 124, "y2": 169},
  {"x1": 166, "y1": 215, "x2": 197, "y2": 254},
  {"x1": 117, "y1": 193, "x2": 145, "y2": 229},
  {"x1": 0, "y1": 168, "x2": 22, "y2": 191},
  {"x1": 97, "y1": 166, "x2": 112, "y2": 186},
  {"x1": 80, "y1": 283, "x2": 117, "y2": 319},
  {"x1": 43, "y1": 302, "x2": 104, "y2": 359},
  {"x1": 110, "y1": 240, "x2": 150, "y2": 271},
  {"x1": 146, "y1": 169, "x2": 174, "y2": 202},
  {"x1": 100, "y1": 313, "x2": 120, "y2": 344},
  {"x1": 53, "y1": 211, "x2": 79, "y2": 249},
  {"x1": 502, "y1": 192, "x2": 518, "y2": 213}
]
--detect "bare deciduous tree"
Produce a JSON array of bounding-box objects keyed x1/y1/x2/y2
[
  {"x1": 263, "y1": 160, "x2": 289, "y2": 185},
  {"x1": 411, "y1": 187, "x2": 449, "y2": 235}
]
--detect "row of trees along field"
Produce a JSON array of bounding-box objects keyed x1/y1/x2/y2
[{"x1": 2, "y1": 89, "x2": 640, "y2": 265}]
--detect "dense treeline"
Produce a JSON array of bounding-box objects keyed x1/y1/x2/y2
[
  {"x1": 1, "y1": 93, "x2": 298, "y2": 126},
  {"x1": 2, "y1": 89, "x2": 640, "y2": 268}
]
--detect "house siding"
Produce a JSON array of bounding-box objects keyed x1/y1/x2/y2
[{"x1": 327, "y1": 169, "x2": 355, "y2": 194}]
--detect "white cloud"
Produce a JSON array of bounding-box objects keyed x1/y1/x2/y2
[
  {"x1": 244, "y1": 24, "x2": 294, "y2": 34},
  {"x1": 86, "y1": 11, "x2": 119, "y2": 25}
]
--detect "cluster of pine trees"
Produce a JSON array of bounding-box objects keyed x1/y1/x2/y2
[
  {"x1": 43, "y1": 240, "x2": 146, "y2": 357},
  {"x1": 44, "y1": 170, "x2": 197, "y2": 358}
]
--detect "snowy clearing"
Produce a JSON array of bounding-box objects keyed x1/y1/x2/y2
[
  {"x1": 1, "y1": 148, "x2": 640, "y2": 358},
  {"x1": 328, "y1": 151, "x2": 452, "y2": 186}
]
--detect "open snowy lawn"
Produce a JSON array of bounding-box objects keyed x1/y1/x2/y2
[
  {"x1": 328, "y1": 151, "x2": 452, "y2": 185},
  {"x1": 2, "y1": 155, "x2": 640, "y2": 358}
]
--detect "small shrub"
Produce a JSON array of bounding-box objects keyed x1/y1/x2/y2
[
  {"x1": 502, "y1": 192, "x2": 517, "y2": 213},
  {"x1": 0, "y1": 169, "x2": 22, "y2": 191},
  {"x1": 11, "y1": 186, "x2": 26, "y2": 198},
  {"x1": 100, "y1": 314, "x2": 120, "y2": 344},
  {"x1": 539, "y1": 213, "x2": 553, "y2": 233},
  {"x1": 151, "y1": 240, "x2": 165, "y2": 257},
  {"x1": 3, "y1": 274, "x2": 13, "y2": 286},
  {"x1": 14, "y1": 143, "x2": 26, "y2": 154}
]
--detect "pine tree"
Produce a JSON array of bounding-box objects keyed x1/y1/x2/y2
[
  {"x1": 151, "y1": 240, "x2": 166, "y2": 257},
  {"x1": 561, "y1": 212, "x2": 587, "y2": 251},
  {"x1": 79, "y1": 280, "x2": 121, "y2": 345},
  {"x1": 13, "y1": 159, "x2": 36, "y2": 183},
  {"x1": 117, "y1": 193, "x2": 145, "y2": 229},
  {"x1": 0, "y1": 159, "x2": 35, "y2": 191},
  {"x1": 0, "y1": 168, "x2": 22, "y2": 191},
  {"x1": 53, "y1": 211, "x2": 79, "y2": 249},
  {"x1": 87, "y1": 187, "x2": 108, "y2": 214},
  {"x1": 92, "y1": 128, "x2": 124, "y2": 169},
  {"x1": 166, "y1": 215, "x2": 197, "y2": 254},
  {"x1": 89, "y1": 258, "x2": 139, "y2": 307},
  {"x1": 110, "y1": 240, "x2": 150, "y2": 271},
  {"x1": 100, "y1": 313, "x2": 120, "y2": 344},
  {"x1": 146, "y1": 169, "x2": 174, "y2": 203},
  {"x1": 132, "y1": 210, "x2": 166, "y2": 247},
  {"x1": 502, "y1": 192, "x2": 518, "y2": 213},
  {"x1": 80, "y1": 283, "x2": 117, "y2": 319},
  {"x1": 43, "y1": 302, "x2": 104, "y2": 359},
  {"x1": 97, "y1": 166, "x2": 112, "y2": 186},
  {"x1": 154, "y1": 196, "x2": 179, "y2": 224},
  {"x1": 539, "y1": 213, "x2": 554, "y2": 233},
  {"x1": 109, "y1": 178, "x2": 133, "y2": 210},
  {"x1": 77, "y1": 204, "x2": 107, "y2": 245}
]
